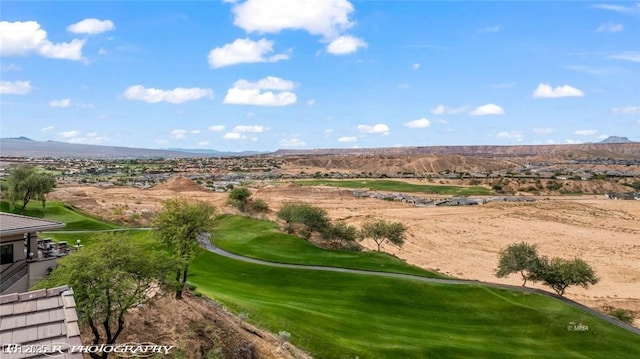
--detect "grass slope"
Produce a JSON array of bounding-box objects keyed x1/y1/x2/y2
[
  {"x1": 296, "y1": 179, "x2": 491, "y2": 195},
  {"x1": 1, "y1": 200, "x2": 118, "y2": 230},
  {"x1": 213, "y1": 215, "x2": 445, "y2": 278},
  {"x1": 190, "y1": 250, "x2": 640, "y2": 358}
]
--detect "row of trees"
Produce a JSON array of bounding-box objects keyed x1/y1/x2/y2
[
  {"x1": 276, "y1": 201, "x2": 407, "y2": 251},
  {"x1": 496, "y1": 242, "x2": 599, "y2": 296},
  {"x1": 226, "y1": 188, "x2": 408, "y2": 252}
]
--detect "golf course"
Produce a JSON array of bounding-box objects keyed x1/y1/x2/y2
[{"x1": 9, "y1": 201, "x2": 640, "y2": 358}]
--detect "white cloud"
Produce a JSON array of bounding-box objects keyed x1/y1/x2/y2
[
  {"x1": 478, "y1": 25, "x2": 500, "y2": 33},
  {"x1": 233, "y1": 76, "x2": 295, "y2": 90},
  {"x1": 123, "y1": 85, "x2": 214, "y2": 104},
  {"x1": 307, "y1": 99, "x2": 315, "y2": 105},
  {"x1": 496, "y1": 131, "x2": 524, "y2": 142},
  {"x1": 338, "y1": 136, "x2": 357, "y2": 143},
  {"x1": 470, "y1": 104, "x2": 504, "y2": 116},
  {"x1": 412, "y1": 63, "x2": 420, "y2": 70},
  {"x1": 208, "y1": 125, "x2": 225, "y2": 131},
  {"x1": 573, "y1": 129, "x2": 597, "y2": 136},
  {"x1": 40, "y1": 126, "x2": 54, "y2": 132},
  {"x1": 357, "y1": 123, "x2": 390, "y2": 135},
  {"x1": 533, "y1": 128, "x2": 555, "y2": 134},
  {"x1": 0, "y1": 80, "x2": 31, "y2": 94},
  {"x1": 0, "y1": 21, "x2": 85, "y2": 60},
  {"x1": 489, "y1": 82, "x2": 516, "y2": 89},
  {"x1": 565, "y1": 139, "x2": 583, "y2": 144},
  {"x1": 0, "y1": 63, "x2": 21, "y2": 72},
  {"x1": 67, "y1": 18, "x2": 115, "y2": 34},
  {"x1": 233, "y1": 125, "x2": 265, "y2": 133},
  {"x1": 609, "y1": 52, "x2": 640, "y2": 63},
  {"x1": 223, "y1": 132, "x2": 245, "y2": 140},
  {"x1": 595, "y1": 22, "x2": 623, "y2": 32},
  {"x1": 191, "y1": 130, "x2": 201, "y2": 134},
  {"x1": 58, "y1": 130, "x2": 80, "y2": 138},
  {"x1": 592, "y1": 4, "x2": 640, "y2": 16},
  {"x1": 403, "y1": 118, "x2": 431, "y2": 128},
  {"x1": 230, "y1": 0, "x2": 355, "y2": 39},
  {"x1": 562, "y1": 65, "x2": 618, "y2": 76},
  {"x1": 171, "y1": 129, "x2": 188, "y2": 139},
  {"x1": 532, "y1": 83, "x2": 584, "y2": 98},
  {"x1": 224, "y1": 88, "x2": 297, "y2": 106},
  {"x1": 198, "y1": 141, "x2": 210, "y2": 146},
  {"x1": 612, "y1": 106, "x2": 640, "y2": 114},
  {"x1": 49, "y1": 99, "x2": 71, "y2": 107},
  {"x1": 76, "y1": 102, "x2": 95, "y2": 109},
  {"x1": 208, "y1": 38, "x2": 289, "y2": 68},
  {"x1": 326, "y1": 35, "x2": 367, "y2": 55},
  {"x1": 224, "y1": 77, "x2": 297, "y2": 106},
  {"x1": 324, "y1": 128, "x2": 334, "y2": 134},
  {"x1": 430, "y1": 104, "x2": 467, "y2": 115},
  {"x1": 280, "y1": 138, "x2": 306, "y2": 148}
]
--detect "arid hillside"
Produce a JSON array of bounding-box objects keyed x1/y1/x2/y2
[
  {"x1": 114, "y1": 291, "x2": 310, "y2": 359},
  {"x1": 281, "y1": 154, "x2": 518, "y2": 175}
]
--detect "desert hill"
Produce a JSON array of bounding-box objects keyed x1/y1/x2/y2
[
  {"x1": 274, "y1": 142, "x2": 640, "y2": 159},
  {"x1": 281, "y1": 154, "x2": 519, "y2": 174},
  {"x1": 2, "y1": 136, "x2": 638, "y2": 160}
]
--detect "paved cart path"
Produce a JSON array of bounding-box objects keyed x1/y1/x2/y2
[{"x1": 201, "y1": 239, "x2": 640, "y2": 335}]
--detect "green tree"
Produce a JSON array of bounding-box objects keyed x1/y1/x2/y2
[
  {"x1": 495, "y1": 242, "x2": 540, "y2": 287},
  {"x1": 227, "y1": 187, "x2": 252, "y2": 212},
  {"x1": 248, "y1": 198, "x2": 269, "y2": 213},
  {"x1": 322, "y1": 221, "x2": 358, "y2": 242},
  {"x1": 530, "y1": 257, "x2": 599, "y2": 296},
  {"x1": 5, "y1": 164, "x2": 56, "y2": 214},
  {"x1": 152, "y1": 197, "x2": 216, "y2": 299},
  {"x1": 358, "y1": 219, "x2": 407, "y2": 251},
  {"x1": 276, "y1": 202, "x2": 330, "y2": 239},
  {"x1": 34, "y1": 234, "x2": 175, "y2": 359}
]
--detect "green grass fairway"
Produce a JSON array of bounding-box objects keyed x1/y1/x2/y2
[
  {"x1": 190, "y1": 250, "x2": 640, "y2": 358},
  {"x1": 6, "y1": 202, "x2": 638, "y2": 357},
  {"x1": 295, "y1": 179, "x2": 491, "y2": 195},
  {"x1": 213, "y1": 215, "x2": 445, "y2": 278},
  {"x1": 1, "y1": 200, "x2": 118, "y2": 230}
]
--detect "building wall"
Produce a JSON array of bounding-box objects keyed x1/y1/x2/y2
[
  {"x1": 0, "y1": 235, "x2": 27, "y2": 272},
  {"x1": 28, "y1": 257, "x2": 59, "y2": 288}
]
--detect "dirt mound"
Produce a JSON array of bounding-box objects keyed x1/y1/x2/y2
[
  {"x1": 152, "y1": 176, "x2": 208, "y2": 192},
  {"x1": 117, "y1": 292, "x2": 310, "y2": 359}
]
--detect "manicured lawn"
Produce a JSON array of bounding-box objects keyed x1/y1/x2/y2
[
  {"x1": 1, "y1": 200, "x2": 118, "y2": 230},
  {"x1": 7, "y1": 202, "x2": 638, "y2": 357},
  {"x1": 190, "y1": 249, "x2": 640, "y2": 358},
  {"x1": 295, "y1": 179, "x2": 491, "y2": 195},
  {"x1": 213, "y1": 215, "x2": 445, "y2": 278}
]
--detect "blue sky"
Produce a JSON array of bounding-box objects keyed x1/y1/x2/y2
[{"x1": 1, "y1": 1, "x2": 639, "y2": 151}]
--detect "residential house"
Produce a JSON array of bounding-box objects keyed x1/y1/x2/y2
[
  {"x1": 1, "y1": 213, "x2": 65, "y2": 295},
  {"x1": 0, "y1": 285, "x2": 82, "y2": 358}
]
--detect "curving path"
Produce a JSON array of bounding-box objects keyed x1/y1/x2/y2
[{"x1": 201, "y1": 240, "x2": 640, "y2": 335}]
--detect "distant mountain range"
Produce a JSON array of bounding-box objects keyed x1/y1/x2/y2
[
  {"x1": 598, "y1": 136, "x2": 634, "y2": 144},
  {"x1": 0, "y1": 136, "x2": 637, "y2": 159},
  {"x1": 0, "y1": 137, "x2": 260, "y2": 158}
]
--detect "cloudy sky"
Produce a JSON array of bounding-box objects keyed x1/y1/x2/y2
[{"x1": 1, "y1": 1, "x2": 639, "y2": 151}]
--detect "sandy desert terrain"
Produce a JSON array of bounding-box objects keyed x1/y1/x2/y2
[{"x1": 50, "y1": 177, "x2": 640, "y2": 326}]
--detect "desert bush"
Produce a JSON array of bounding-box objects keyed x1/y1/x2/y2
[
  {"x1": 278, "y1": 330, "x2": 291, "y2": 343},
  {"x1": 608, "y1": 308, "x2": 634, "y2": 324}
]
